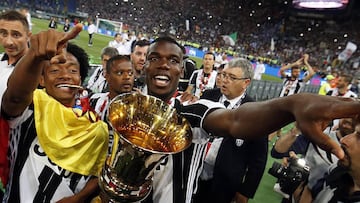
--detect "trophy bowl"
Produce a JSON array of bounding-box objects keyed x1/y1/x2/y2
[{"x1": 99, "y1": 92, "x2": 193, "y2": 202}]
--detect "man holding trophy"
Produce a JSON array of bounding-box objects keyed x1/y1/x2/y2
[
  {"x1": 102, "y1": 36, "x2": 360, "y2": 203},
  {"x1": 2, "y1": 26, "x2": 360, "y2": 203}
]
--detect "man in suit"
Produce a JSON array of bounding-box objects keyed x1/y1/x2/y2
[{"x1": 195, "y1": 58, "x2": 268, "y2": 203}]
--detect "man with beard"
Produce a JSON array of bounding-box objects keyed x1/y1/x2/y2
[
  {"x1": 311, "y1": 120, "x2": 360, "y2": 202},
  {"x1": 138, "y1": 36, "x2": 360, "y2": 203},
  {"x1": 326, "y1": 73, "x2": 357, "y2": 98},
  {"x1": 279, "y1": 54, "x2": 315, "y2": 97},
  {"x1": 130, "y1": 39, "x2": 150, "y2": 91}
]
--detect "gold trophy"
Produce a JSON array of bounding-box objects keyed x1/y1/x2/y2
[{"x1": 99, "y1": 93, "x2": 192, "y2": 202}]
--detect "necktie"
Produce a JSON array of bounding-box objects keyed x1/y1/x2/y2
[{"x1": 223, "y1": 100, "x2": 230, "y2": 108}]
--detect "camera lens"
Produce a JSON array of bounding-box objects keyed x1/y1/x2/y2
[{"x1": 268, "y1": 162, "x2": 283, "y2": 178}]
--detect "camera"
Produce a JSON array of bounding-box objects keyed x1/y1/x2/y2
[{"x1": 268, "y1": 157, "x2": 310, "y2": 196}]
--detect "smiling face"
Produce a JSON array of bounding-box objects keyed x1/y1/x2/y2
[
  {"x1": 145, "y1": 40, "x2": 183, "y2": 102},
  {"x1": 39, "y1": 52, "x2": 81, "y2": 107}
]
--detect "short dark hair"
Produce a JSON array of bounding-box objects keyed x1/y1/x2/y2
[
  {"x1": 100, "y1": 47, "x2": 119, "y2": 59},
  {"x1": 131, "y1": 39, "x2": 150, "y2": 53},
  {"x1": 204, "y1": 52, "x2": 215, "y2": 60},
  {"x1": 150, "y1": 36, "x2": 186, "y2": 54},
  {"x1": 0, "y1": 10, "x2": 29, "y2": 32},
  {"x1": 340, "y1": 74, "x2": 353, "y2": 84},
  {"x1": 67, "y1": 43, "x2": 89, "y2": 83},
  {"x1": 114, "y1": 33, "x2": 121, "y2": 38},
  {"x1": 291, "y1": 66, "x2": 301, "y2": 71},
  {"x1": 106, "y1": 55, "x2": 131, "y2": 73}
]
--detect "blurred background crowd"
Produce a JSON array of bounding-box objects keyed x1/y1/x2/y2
[{"x1": 1, "y1": 0, "x2": 359, "y2": 77}]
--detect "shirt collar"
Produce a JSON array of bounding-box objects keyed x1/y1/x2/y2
[
  {"x1": 1, "y1": 53, "x2": 20, "y2": 66},
  {"x1": 220, "y1": 92, "x2": 246, "y2": 108},
  {"x1": 1, "y1": 53, "x2": 9, "y2": 61}
]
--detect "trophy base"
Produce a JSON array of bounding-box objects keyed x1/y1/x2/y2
[{"x1": 99, "y1": 164, "x2": 152, "y2": 203}]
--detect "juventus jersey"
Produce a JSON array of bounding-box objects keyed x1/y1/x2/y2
[
  {"x1": 3, "y1": 105, "x2": 92, "y2": 203},
  {"x1": 188, "y1": 70, "x2": 218, "y2": 97},
  {"x1": 86, "y1": 65, "x2": 108, "y2": 93},
  {"x1": 279, "y1": 76, "x2": 304, "y2": 97},
  {"x1": 326, "y1": 88, "x2": 358, "y2": 98},
  {"x1": 149, "y1": 98, "x2": 224, "y2": 203}
]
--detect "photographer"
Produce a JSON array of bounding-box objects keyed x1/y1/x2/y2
[
  {"x1": 270, "y1": 151, "x2": 310, "y2": 203},
  {"x1": 271, "y1": 124, "x2": 310, "y2": 159},
  {"x1": 271, "y1": 119, "x2": 356, "y2": 203},
  {"x1": 270, "y1": 124, "x2": 311, "y2": 203}
]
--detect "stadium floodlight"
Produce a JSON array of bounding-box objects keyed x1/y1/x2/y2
[
  {"x1": 294, "y1": 0, "x2": 347, "y2": 9},
  {"x1": 300, "y1": 2, "x2": 342, "y2": 9}
]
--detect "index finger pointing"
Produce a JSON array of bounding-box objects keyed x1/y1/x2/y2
[{"x1": 58, "y1": 23, "x2": 83, "y2": 45}]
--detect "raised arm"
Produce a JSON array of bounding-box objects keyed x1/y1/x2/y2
[
  {"x1": 273, "y1": 125, "x2": 301, "y2": 154},
  {"x1": 279, "y1": 57, "x2": 303, "y2": 78},
  {"x1": 302, "y1": 53, "x2": 316, "y2": 82},
  {"x1": 203, "y1": 93, "x2": 360, "y2": 159},
  {"x1": 1, "y1": 24, "x2": 82, "y2": 117}
]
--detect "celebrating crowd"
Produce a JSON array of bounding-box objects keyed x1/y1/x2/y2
[
  {"x1": 1, "y1": 1, "x2": 360, "y2": 203},
  {"x1": 78, "y1": 0, "x2": 359, "y2": 73}
]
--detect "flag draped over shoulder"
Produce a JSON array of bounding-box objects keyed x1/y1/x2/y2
[{"x1": 33, "y1": 89, "x2": 109, "y2": 176}]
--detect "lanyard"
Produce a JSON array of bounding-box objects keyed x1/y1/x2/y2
[
  {"x1": 219, "y1": 92, "x2": 246, "y2": 109},
  {"x1": 199, "y1": 70, "x2": 212, "y2": 92}
]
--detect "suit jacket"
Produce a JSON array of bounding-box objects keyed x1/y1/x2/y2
[{"x1": 197, "y1": 88, "x2": 268, "y2": 202}]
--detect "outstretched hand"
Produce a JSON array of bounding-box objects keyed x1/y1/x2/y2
[
  {"x1": 300, "y1": 122, "x2": 344, "y2": 159},
  {"x1": 29, "y1": 23, "x2": 83, "y2": 64},
  {"x1": 293, "y1": 57, "x2": 303, "y2": 66},
  {"x1": 303, "y1": 53, "x2": 309, "y2": 63},
  {"x1": 290, "y1": 95, "x2": 360, "y2": 160}
]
